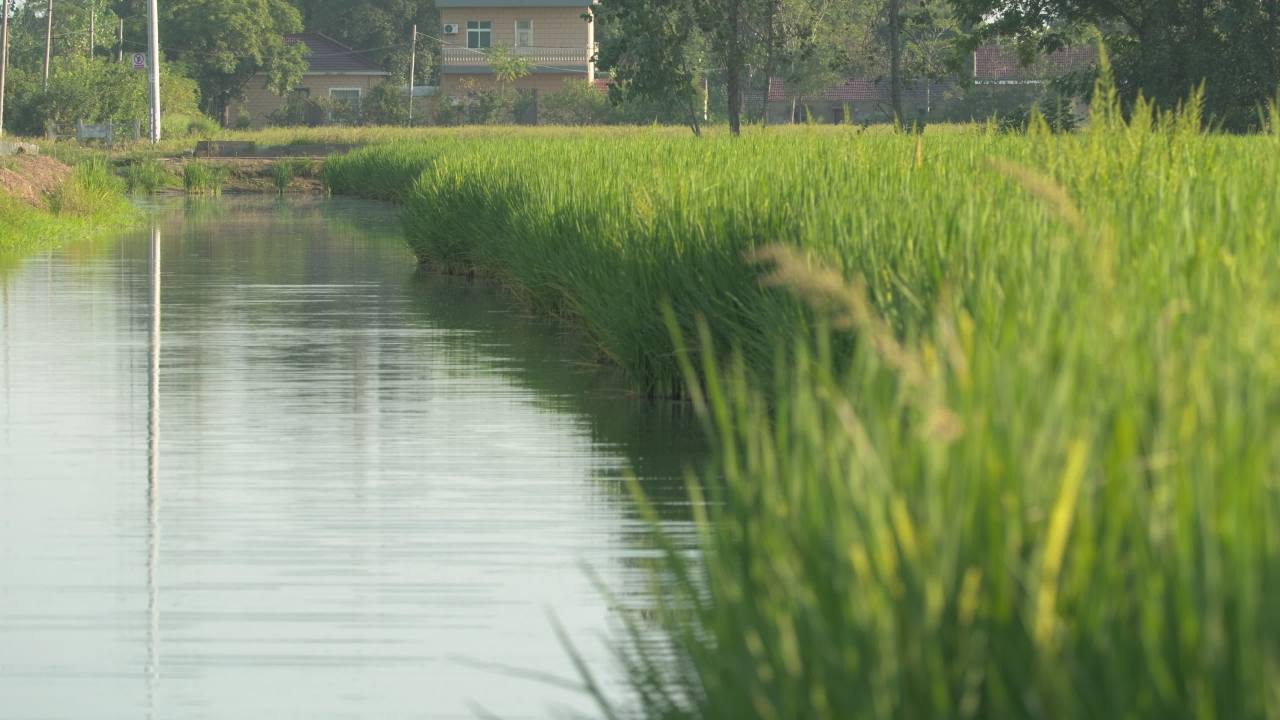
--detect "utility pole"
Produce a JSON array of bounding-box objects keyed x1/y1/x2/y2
[
  {"x1": 117, "y1": 17, "x2": 124, "y2": 62},
  {"x1": 0, "y1": 0, "x2": 9, "y2": 138},
  {"x1": 89, "y1": 4, "x2": 95, "y2": 59},
  {"x1": 887, "y1": 0, "x2": 903, "y2": 126},
  {"x1": 146, "y1": 0, "x2": 160, "y2": 142},
  {"x1": 43, "y1": 0, "x2": 53, "y2": 90},
  {"x1": 407, "y1": 23, "x2": 417, "y2": 124}
]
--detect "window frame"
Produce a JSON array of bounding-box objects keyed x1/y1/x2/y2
[
  {"x1": 514, "y1": 19, "x2": 533, "y2": 48},
  {"x1": 466, "y1": 20, "x2": 492, "y2": 50}
]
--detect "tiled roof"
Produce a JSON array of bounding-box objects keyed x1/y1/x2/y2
[
  {"x1": 973, "y1": 45, "x2": 1095, "y2": 82},
  {"x1": 284, "y1": 33, "x2": 388, "y2": 75}
]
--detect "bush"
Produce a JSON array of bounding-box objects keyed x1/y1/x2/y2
[
  {"x1": 361, "y1": 82, "x2": 410, "y2": 126},
  {"x1": 234, "y1": 109, "x2": 253, "y2": 130},
  {"x1": 4, "y1": 58, "x2": 201, "y2": 137},
  {"x1": 541, "y1": 80, "x2": 613, "y2": 125}
]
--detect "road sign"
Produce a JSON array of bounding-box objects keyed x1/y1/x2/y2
[{"x1": 132, "y1": 52, "x2": 146, "y2": 71}]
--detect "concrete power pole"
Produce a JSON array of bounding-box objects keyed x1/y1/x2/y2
[
  {"x1": 89, "y1": 5, "x2": 95, "y2": 59},
  {"x1": 43, "y1": 0, "x2": 53, "y2": 90},
  {"x1": 146, "y1": 0, "x2": 160, "y2": 142},
  {"x1": 0, "y1": 0, "x2": 9, "y2": 138},
  {"x1": 407, "y1": 24, "x2": 417, "y2": 124},
  {"x1": 117, "y1": 17, "x2": 124, "y2": 63}
]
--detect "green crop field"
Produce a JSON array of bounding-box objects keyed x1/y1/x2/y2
[{"x1": 325, "y1": 86, "x2": 1280, "y2": 719}]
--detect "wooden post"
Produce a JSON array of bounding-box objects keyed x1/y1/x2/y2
[
  {"x1": 0, "y1": 0, "x2": 10, "y2": 137},
  {"x1": 407, "y1": 24, "x2": 417, "y2": 124},
  {"x1": 43, "y1": 0, "x2": 53, "y2": 90}
]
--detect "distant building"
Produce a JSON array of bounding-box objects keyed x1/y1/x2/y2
[
  {"x1": 226, "y1": 33, "x2": 391, "y2": 129},
  {"x1": 436, "y1": 0, "x2": 597, "y2": 97},
  {"x1": 764, "y1": 45, "x2": 1095, "y2": 124}
]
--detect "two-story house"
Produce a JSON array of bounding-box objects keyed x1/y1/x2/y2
[{"x1": 436, "y1": 0, "x2": 596, "y2": 96}]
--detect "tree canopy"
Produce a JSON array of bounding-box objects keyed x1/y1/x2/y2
[{"x1": 952, "y1": 0, "x2": 1280, "y2": 130}]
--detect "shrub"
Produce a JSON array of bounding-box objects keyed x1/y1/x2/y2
[
  {"x1": 361, "y1": 82, "x2": 410, "y2": 126},
  {"x1": 541, "y1": 80, "x2": 613, "y2": 125}
]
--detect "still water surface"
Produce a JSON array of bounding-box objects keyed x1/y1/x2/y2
[{"x1": 0, "y1": 198, "x2": 700, "y2": 719}]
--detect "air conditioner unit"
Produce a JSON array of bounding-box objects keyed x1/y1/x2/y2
[{"x1": 442, "y1": 23, "x2": 460, "y2": 35}]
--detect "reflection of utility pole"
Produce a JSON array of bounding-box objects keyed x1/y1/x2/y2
[
  {"x1": 146, "y1": 224, "x2": 162, "y2": 711},
  {"x1": 1, "y1": 0, "x2": 10, "y2": 137},
  {"x1": 146, "y1": 0, "x2": 160, "y2": 142},
  {"x1": 407, "y1": 24, "x2": 417, "y2": 125},
  {"x1": 42, "y1": 0, "x2": 53, "y2": 90}
]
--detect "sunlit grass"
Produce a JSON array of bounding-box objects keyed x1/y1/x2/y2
[{"x1": 325, "y1": 82, "x2": 1280, "y2": 719}]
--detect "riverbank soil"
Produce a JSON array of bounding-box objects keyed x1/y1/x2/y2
[
  {"x1": 157, "y1": 157, "x2": 324, "y2": 194},
  {"x1": 0, "y1": 154, "x2": 72, "y2": 208}
]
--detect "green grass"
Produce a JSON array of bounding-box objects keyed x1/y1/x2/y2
[
  {"x1": 122, "y1": 157, "x2": 174, "y2": 195},
  {"x1": 325, "y1": 82, "x2": 1280, "y2": 719},
  {"x1": 271, "y1": 158, "x2": 315, "y2": 193},
  {"x1": 182, "y1": 161, "x2": 228, "y2": 195},
  {"x1": 1, "y1": 157, "x2": 137, "y2": 259}
]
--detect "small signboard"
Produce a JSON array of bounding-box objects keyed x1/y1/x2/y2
[{"x1": 132, "y1": 53, "x2": 147, "y2": 71}]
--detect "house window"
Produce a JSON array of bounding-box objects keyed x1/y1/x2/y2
[
  {"x1": 515, "y1": 19, "x2": 533, "y2": 48},
  {"x1": 467, "y1": 21, "x2": 491, "y2": 49}
]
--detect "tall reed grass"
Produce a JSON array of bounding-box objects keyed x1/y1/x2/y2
[
  {"x1": 183, "y1": 161, "x2": 228, "y2": 195},
  {"x1": 327, "y1": 79, "x2": 1280, "y2": 718}
]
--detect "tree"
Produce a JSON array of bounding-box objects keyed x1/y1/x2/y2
[
  {"x1": 950, "y1": 0, "x2": 1280, "y2": 130},
  {"x1": 902, "y1": 0, "x2": 960, "y2": 115},
  {"x1": 160, "y1": 0, "x2": 307, "y2": 120},
  {"x1": 595, "y1": 0, "x2": 710, "y2": 135},
  {"x1": 290, "y1": 0, "x2": 438, "y2": 82}
]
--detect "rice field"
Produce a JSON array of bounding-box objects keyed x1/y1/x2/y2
[{"x1": 325, "y1": 90, "x2": 1280, "y2": 719}]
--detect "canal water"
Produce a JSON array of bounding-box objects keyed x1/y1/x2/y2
[{"x1": 0, "y1": 198, "x2": 701, "y2": 720}]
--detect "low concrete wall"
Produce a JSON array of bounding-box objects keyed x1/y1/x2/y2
[
  {"x1": 0, "y1": 141, "x2": 40, "y2": 157},
  {"x1": 195, "y1": 141, "x2": 361, "y2": 158}
]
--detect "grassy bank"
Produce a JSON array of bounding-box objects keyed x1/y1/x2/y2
[
  {"x1": 327, "y1": 91, "x2": 1280, "y2": 718},
  {"x1": 0, "y1": 156, "x2": 137, "y2": 259}
]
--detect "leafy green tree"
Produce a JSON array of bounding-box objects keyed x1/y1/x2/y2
[
  {"x1": 290, "y1": 0, "x2": 438, "y2": 82},
  {"x1": 595, "y1": 0, "x2": 713, "y2": 135},
  {"x1": 902, "y1": 0, "x2": 960, "y2": 115},
  {"x1": 5, "y1": 56, "x2": 201, "y2": 135},
  {"x1": 159, "y1": 0, "x2": 308, "y2": 120},
  {"x1": 950, "y1": 0, "x2": 1280, "y2": 130}
]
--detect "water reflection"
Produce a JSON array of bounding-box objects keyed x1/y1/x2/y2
[{"x1": 0, "y1": 197, "x2": 701, "y2": 720}]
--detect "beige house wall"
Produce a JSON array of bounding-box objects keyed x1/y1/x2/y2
[
  {"x1": 228, "y1": 74, "x2": 387, "y2": 128},
  {"x1": 438, "y1": 6, "x2": 593, "y2": 50}
]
